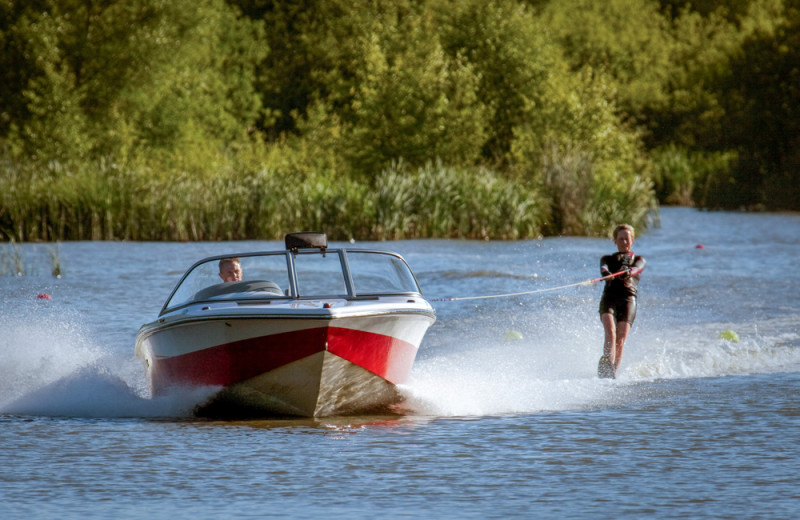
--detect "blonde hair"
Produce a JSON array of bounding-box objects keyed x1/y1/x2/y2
[
  {"x1": 218, "y1": 257, "x2": 241, "y2": 272},
  {"x1": 613, "y1": 224, "x2": 635, "y2": 240}
]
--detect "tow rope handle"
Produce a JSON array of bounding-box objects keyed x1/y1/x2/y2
[{"x1": 591, "y1": 267, "x2": 643, "y2": 283}]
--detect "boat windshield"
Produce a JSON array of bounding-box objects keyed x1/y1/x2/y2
[
  {"x1": 293, "y1": 251, "x2": 348, "y2": 297},
  {"x1": 291, "y1": 250, "x2": 421, "y2": 297},
  {"x1": 345, "y1": 251, "x2": 420, "y2": 295},
  {"x1": 164, "y1": 253, "x2": 291, "y2": 310},
  {"x1": 162, "y1": 249, "x2": 422, "y2": 313}
]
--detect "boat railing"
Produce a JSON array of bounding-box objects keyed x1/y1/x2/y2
[{"x1": 160, "y1": 248, "x2": 424, "y2": 315}]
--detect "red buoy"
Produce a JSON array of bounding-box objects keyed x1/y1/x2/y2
[{"x1": 37, "y1": 293, "x2": 52, "y2": 300}]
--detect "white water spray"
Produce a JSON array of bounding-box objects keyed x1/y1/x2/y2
[{"x1": 0, "y1": 303, "x2": 209, "y2": 418}]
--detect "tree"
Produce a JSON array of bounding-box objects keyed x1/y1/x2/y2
[
  {"x1": 0, "y1": 0, "x2": 266, "y2": 162},
  {"x1": 541, "y1": 0, "x2": 674, "y2": 126},
  {"x1": 714, "y1": 1, "x2": 800, "y2": 209},
  {"x1": 438, "y1": 0, "x2": 561, "y2": 162},
  {"x1": 249, "y1": 0, "x2": 489, "y2": 175},
  {"x1": 343, "y1": 9, "x2": 487, "y2": 173},
  {"x1": 243, "y1": 0, "x2": 382, "y2": 137}
]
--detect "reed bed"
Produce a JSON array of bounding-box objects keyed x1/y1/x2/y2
[
  {"x1": 373, "y1": 161, "x2": 544, "y2": 240},
  {"x1": 0, "y1": 240, "x2": 62, "y2": 277},
  {"x1": 1, "y1": 152, "x2": 656, "y2": 242}
]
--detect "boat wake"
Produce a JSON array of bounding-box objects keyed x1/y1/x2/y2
[
  {"x1": 0, "y1": 306, "x2": 214, "y2": 418},
  {"x1": 627, "y1": 316, "x2": 800, "y2": 381},
  {"x1": 399, "y1": 312, "x2": 800, "y2": 417},
  {"x1": 2, "y1": 302, "x2": 798, "y2": 420},
  {"x1": 1, "y1": 365, "x2": 216, "y2": 418}
]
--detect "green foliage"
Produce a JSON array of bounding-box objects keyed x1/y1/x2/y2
[
  {"x1": 0, "y1": 0, "x2": 266, "y2": 161},
  {"x1": 538, "y1": 0, "x2": 800, "y2": 212},
  {"x1": 651, "y1": 145, "x2": 697, "y2": 205},
  {"x1": 649, "y1": 8, "x2": 737, "y2": 149},
  {"x1": 438, "y1": 0, "x2": 561, "y2": 161},
  {"x1": 344, "y1": 16, "x2": 488, "y2": 174},
  {"x1": 5, "y1": 0, "x2": 799, "y2": 242},
  {"x1": 659, "y1": 0, "x2": 753, "y2": 20},
  {"x1": 373, "y1": 161, "x2": 544, "y2": 239},
  {"x1": 542, "y1": 0, "x2": 674, "y2": 122},
  {"x1": 255, "y1": 1, "x2": 489, "y2": 176},
  {"x1": 713, "y1": 0, "x2": 800, "y2": 209},
  {"x1": 510, "y1": 67, "x2": 655, "y2": 235},
  {"x1": 0, "y1": 149, "x2": 542, "y2": 241},
  {"x1": 651, "y1": 145, "x2": 737, "y2": 206},
  {"x1": 689, "y1": 149, "x2": 739, "y2": 209},
  {"x1": 1, "y1": 5, "x2": 91, "y2": 161},
  {"x1": 252, "y1": 0, "x2": 369, "y2": 135}
]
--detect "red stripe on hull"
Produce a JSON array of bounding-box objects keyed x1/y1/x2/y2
[
  {"x1": 327, "y1": 327, "x2": 417, "y2": 384},
  {"x1": 149, "y1": 326, "x2": 418, "y2": 393},
  {"x1": 152, "y1": 327, "x2": 327, "y2": 392}
]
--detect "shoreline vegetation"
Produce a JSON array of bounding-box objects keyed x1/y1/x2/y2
[
  {"x1": 0, "y1": 240, "x2": 61, "y2": 277},
  {"x1": 0, "y1": 156, "x2": 657, "y2": 242},
  {"x1": 2, "y1": 0, "x2": 799, "y2": 242}
]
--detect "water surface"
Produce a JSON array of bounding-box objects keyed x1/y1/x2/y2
[{"x1": 1, "y1": 208, "x2": 799, "y2": 519}]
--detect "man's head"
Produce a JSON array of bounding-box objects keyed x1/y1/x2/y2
[{"x1": 218, "y1": 258, "x2": 242, "y2": 282}]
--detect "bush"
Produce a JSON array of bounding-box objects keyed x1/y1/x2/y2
[{"x1": 373, "y1": 161, "x2": 544, "y2": 239}]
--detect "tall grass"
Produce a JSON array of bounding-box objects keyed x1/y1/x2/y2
[
  {"x1": 1, "y1": 148, "x2": 656, "y2": 241},
  {"x1": 0, "y1": 240, "x2": 24, "y2": 276},
  {"x1": 0, "y1": 240, "x2": 62, "y2": 276},
  {"x1": 373, "y1": 161, "x2": 543, "y2": 239},
  {"x1": 533, "y1": 142, "x2": 658, "y2": 236},
  {"x1": 0, "y1": 157, "x2": 545, "y2": 241},
  {"x1": 651, "y1": 145, "x2": 737, "y2": 208}
]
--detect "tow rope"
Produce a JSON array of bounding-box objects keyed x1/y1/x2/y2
[{"x1": 430, "y1": 269, "x2": 637, "y2": 302}]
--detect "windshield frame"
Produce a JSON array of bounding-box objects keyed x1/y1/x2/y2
[{"x1": 159, "y1": 248, "x2": 424, "y2": 316}]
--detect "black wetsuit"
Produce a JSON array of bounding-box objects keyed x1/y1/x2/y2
[{"x1": 599, "y1": 252, "x2": 645, "y2": 324}]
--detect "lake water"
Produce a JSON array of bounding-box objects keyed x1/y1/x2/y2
[{"x1": 1, "y1": 207, "x2": 799, "y2": 519}]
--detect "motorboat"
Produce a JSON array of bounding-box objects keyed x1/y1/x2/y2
[{"x1": 135, "y1": 233, "x2": 436, "y2": 417}]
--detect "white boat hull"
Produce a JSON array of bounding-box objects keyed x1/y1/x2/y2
[{"x1": 135, "y1": 305, "x2": 434, "y2": 417}]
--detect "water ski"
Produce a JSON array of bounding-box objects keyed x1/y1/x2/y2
[{"x1": 597, "y1": 355, "x2": 615, "y2": 379}]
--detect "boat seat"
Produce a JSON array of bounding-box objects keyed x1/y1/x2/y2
[{"x1": 193, "y1": 280, "x2": 284, "y2": 300}]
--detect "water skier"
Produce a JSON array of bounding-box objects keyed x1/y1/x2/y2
[{"x1": 597, "y1": 224, "x2": 645, "y2": 378}]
